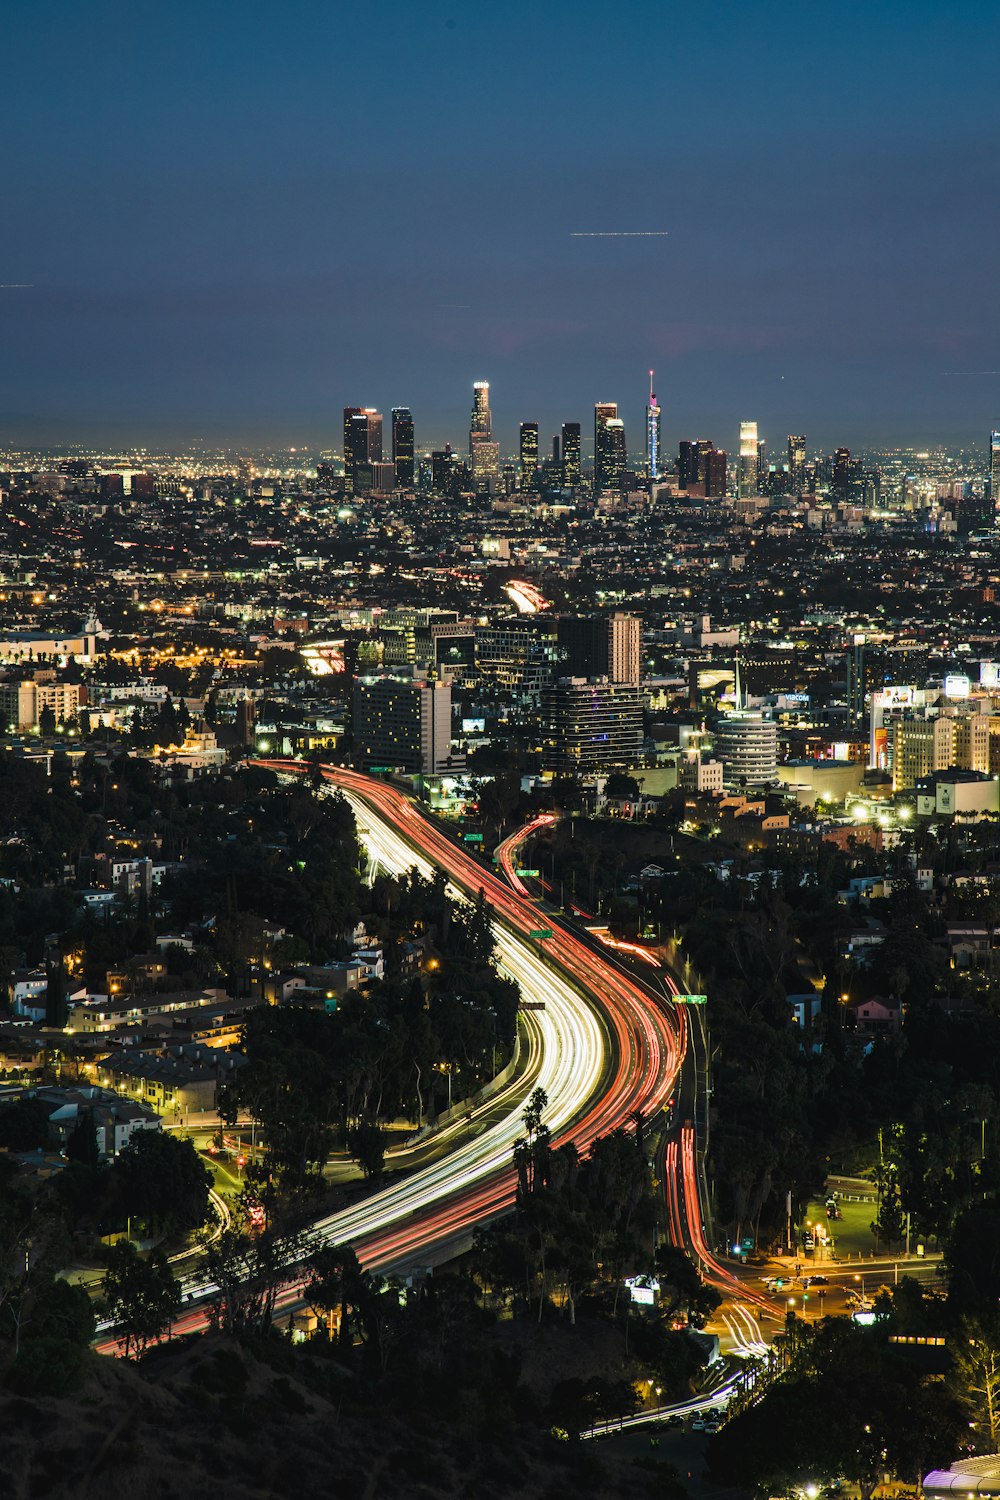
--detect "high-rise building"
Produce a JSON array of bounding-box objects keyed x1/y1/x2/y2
[
  {"x1": 594, "y1": 403, "x2": 618, "y2": 491},
  {"x1": 714, "y1": 710, "x2": 778, "y2": 788},
  {"x1": 678, "y1": 440, "x2": 697, "y2": 490},
  {"x1": 344, "y1": 409, "x2": 382, "y2": 496},
  {"x1": 541, "y1": 678, "x2": 643, "y2": 774},
  {"x1": 470, "y1": 381, "x2": 491, "y2": 448},
  {"x1": 787, "y1": 434, "x2": 806, "y2": 492},
  {"x1": 391, "y1": 408, "x2": 415, "y2": 487},
  {"x1": 738, "y1": 421, "x2": 759, "y2": 498},
  {"x1": 343, "y1": 406, "x2": 362, "y2": 493},
  {"x1": 561, "y1": 422, "x2": 582, "y2": 487},
  {"x1": 470, "y1": 441, "x2": 500, "y2": 491},
  {"x1": 519, "y1": 422, "x2": 539, "y2": 491},
  {"x1": 595, "y1": 404, "x2": 626, "y2": 492},
  {"x1": 556, "y1": 613, "x2": 641, "y2": 687},
  {"x1": 705, "y1": 448, "x2": 728, "y2": 497},
  {"x1": 646, "y1": 371, "x2": 661, "y2": 481},
  {"x1": 991, "y1": 430, "x2": 1000, "y2": 521},
  {"x1": 352, "y1": 669, "x2": 458, "y2": 776},
  {"x1": 833, "y1": 447, "x2": 851, "y2": 494}
]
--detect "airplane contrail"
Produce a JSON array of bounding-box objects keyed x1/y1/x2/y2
[
  {"x1": 570, "y1": 231, "x2": 668, "y2": 238},
  {"x1": 0, "y1": 283, "x2": 33, "y2": 288}
]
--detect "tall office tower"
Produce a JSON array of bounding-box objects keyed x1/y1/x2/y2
[
  {"x1": 678, "y1": 440, "x2": 696, "y2": 490},
  {"x1": 991, "y1": 430, "x2": 1000, "y2": 521},
  {"x1": 345, "y1": 408, "x2": 383, "y2": 495},
  {"x1": 519, "y1": 422, "x2": 539, "y2": 491},
  {"x1": 833, "y1": 446, "x2": 851, "y2": 493},
  {"x1": 787, "y1": 434, "x2": 806, "y2": 492},
  {"x1": 695, "y1": 438, "x2": 715, "y2": 487},
  {"x1": 552, "y1": 434, "x2": 560, "y2": 462},
  {"x1": 738, "y1": 421, "x2": 759, "y2": 497},
  {"x1": 470, "y1": 440, "x2": 500, "y2": 491},
  {"x1": 595, "y1": 404, "x2": 627, "y2": 492},
  {"x1": 556, "y1": 612, "x2": 641, "y2": 687},
  {"x1": 470, "y1": 380, "x2": 491, "y2": 449},
  {"x1": 541, "y1": 678, "x2": 643, "y2": 774},
  {"x1": 561, "y1": 422, "x2": 582, "y2": 487},
  {"x1": 756, "y1": 440, "x2": 766, "y2": 486},
  {"x1": 705, "y1": 448, "x2": 728, "y2": 497},
  {"x1": 391, "y1": 408, "x2": 415, "y2": 486},
  {"x1": 646, "y1": 370, "x2": 661, "y2": 481},
  {"x1": 594, "y1": 402, "x2": 618, "y2": 490},
  {"x1": 343, "y1": 406, "x2": 362, "y2": 492}
]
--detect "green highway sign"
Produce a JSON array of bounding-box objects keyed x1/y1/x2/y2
[
  {"x1": 516, "y1": 868, "x2": 540, "y2": 877},
  {"x1": 529, "y1": 928, "x2": 553, "y2": 940},
  {"x1": 463, "y1": 832, "x2": 484, "y2": 843},
  {"x1": 675, "y1": 994, "x2": 707, "y2": 1005}
]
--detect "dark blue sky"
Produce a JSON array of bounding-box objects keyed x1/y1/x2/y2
[{"x1": 2, "y1": 0, "x2": 999, "y2": 454}]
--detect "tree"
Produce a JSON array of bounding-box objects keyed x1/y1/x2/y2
[
  {"x1": 111, "y1": 1128, "x2": 213, "y2": 1235},
  {"x1": 102, "y1": 1241, "x2": 181, "y2": 1361},
  {"x1": 202, "y1": 1219, "x2": 306, "y2": 1336},
  {"x1": 951, "y1": 1318, "x2": 1000, "y2": 1451},
  {"x1": 38, "y1": 704, "x2": 56, "y2": 737},
  {"x1": 65, "y1": 1107, "x2": 101, "y2": 1168}
]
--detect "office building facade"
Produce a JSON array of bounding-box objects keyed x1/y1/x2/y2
[
  {"x1": 561, "y1": 422, "x2": 582, "y2": 487},
  {"x1": 344, "y1": 409, "x2": 382, "y2": 496},
  {"x1": 556, "y1": 612, "x2": 641, "y2": 687},
  {"x1": 738, "y1": 421, "x2": 759, "y2": 498},
  {"x1": 352, "y1": 671, "x2": 458, "y2": 776},
  {"x1": 787, "y1": 434, "x2": 806, "y2": 493},
  {"x1": 594, "y1": 404, "x2": 627, "y2": 493},
  {"x1": 391, "y1": 407, "x2": 415, "y2": 487},
  {"x1": 519, "y1": 422, "x2": 539, "y2": 491},
  {"x1": 541, "y1": 677, "x2": 644, "y2": 774}
]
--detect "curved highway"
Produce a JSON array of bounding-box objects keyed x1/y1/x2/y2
[{"x1": 99, "y1": 764, "x2": 684, "y2": 1342}]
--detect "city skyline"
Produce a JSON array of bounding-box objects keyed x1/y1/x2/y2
[{"x1": 1, "y1": 0, "x2": 999, "y2": 449}]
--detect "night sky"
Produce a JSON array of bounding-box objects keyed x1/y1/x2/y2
[{"x1": 2, "y1": 0, "x2": 999, "y2": 454}]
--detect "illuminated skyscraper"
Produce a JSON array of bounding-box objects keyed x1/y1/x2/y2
[
  {"x1": 519, "y1": 422, "x2": 539, "y2": 491},
  {"x1": 595, "y1": 403, "x2": 626, "y2": 492},
  {"x1": 561, "y1": 422, "x2": 581, "y2": 487},
  {"x1": 833, "y1": 446, "x2": 851, "y2": 493},
  {"x1": 787, "y1": 434, "x2": 806, "y2": 492},
  {"x1": 991, "y1": 430, "x2": 1000, "y2": 521},
  {"x1": 343, "y1": 406, "x2": 362, "y2": 492},
  {"x1": 470, "y1": 439, "x2": 500, "y2": 491},
  {"x1": 470, "y1": 381, "x2": 491, "y2": 449},
  {"x1": 391, "y1": 408, "x2": 415, "y2": 487},
  {"x1": 738, "y1": 420, "x2": 758, "y2": 498},
  {"x1": 344, "y1": 408, "x2": 382, "y2": 495},
  {"x1": 705, "y1": 448, "x2": 727, "y2": 497},
  {"x1": 646, "y1": 370, "x2": 661, "y2": 481}
]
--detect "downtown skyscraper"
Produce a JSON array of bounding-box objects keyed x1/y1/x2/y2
[
  {"x1": 519, "y1": 422, "x2": 539, "y2": 491},
  {"x1": 344, "y1": 407, "x2": 383, "y2": 495},
  {"x1": 561, "y1": 422, "x2": 581, "y2": 488},
  {"x1": 738, "y1": 420, "x2": 759, "y2": 498},
  {"x1": 391, "y1": 407, "x2": 415, "y2": 487},
  {"x1": 469, "y1": 380, "x2": 499, "y2": 491},
  {"x1": 787, "y1": 434, "x2": 806, "y2": 493},
  {"x1": 646, "y1": 371, "x2": 661, "y2": 481},
  {"x1": 594, "y1": 402, "x2": 626, "y2": 493}
]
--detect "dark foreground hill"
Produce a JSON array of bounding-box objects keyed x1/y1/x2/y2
[{"x1": 0, "y1": 1332, "x2": 687, "y2": 1500}]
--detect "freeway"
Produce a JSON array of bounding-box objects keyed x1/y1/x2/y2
[{"x1": 100, "y1": 765, "x2": 684, "y2": 1344}]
